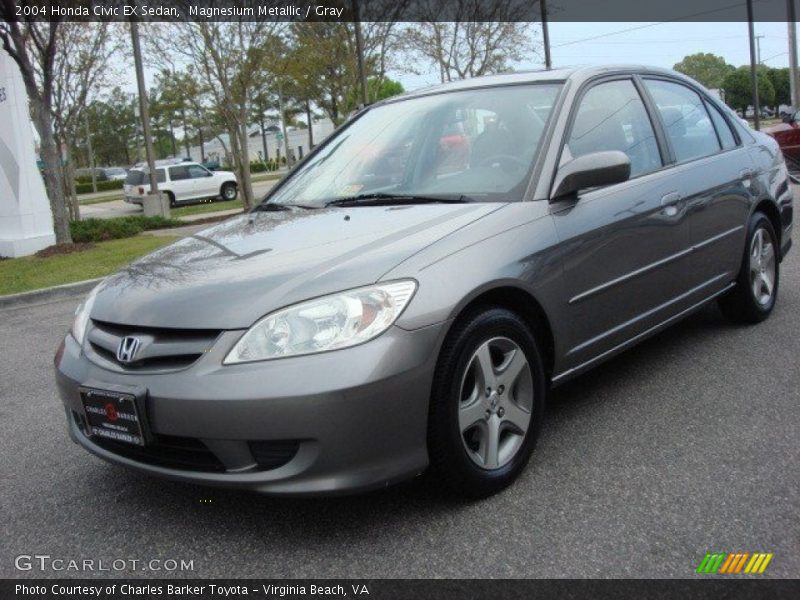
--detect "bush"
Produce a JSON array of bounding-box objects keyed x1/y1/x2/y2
[
  {"x1": 75, "y1": 179, "x2": 124, "y2": 195},
  {"x1": 250, "y1": 161, "x2": 267, "y2": 173},
  {"x1": 70, "y1": 215, "x2": 184, "y2": 243}
]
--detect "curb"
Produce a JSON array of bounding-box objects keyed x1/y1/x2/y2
[{"x1": 0, "y1": 277, "x2": 102, "y2": 310}]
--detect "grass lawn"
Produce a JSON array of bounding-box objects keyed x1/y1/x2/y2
[
  {"x1": 0, "y1": 235, "x2": 179, "y2": 296},
  {"x1": 171, "y1": 199, "x2": 244, "y2": 217}
]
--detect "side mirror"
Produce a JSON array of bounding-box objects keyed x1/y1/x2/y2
[{"x1": 551, "y1": 151, "x2": 631, "y2": 200}]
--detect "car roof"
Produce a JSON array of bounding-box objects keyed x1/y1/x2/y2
[{"x1": 383, "y1": 65, "x2": 696, "y2": 103}]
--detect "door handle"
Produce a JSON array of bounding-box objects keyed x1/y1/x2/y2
[{"x1": 660, "y1": 192, "x2": 682, "y2": 207}]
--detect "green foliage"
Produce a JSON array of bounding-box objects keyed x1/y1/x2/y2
[
  {"x1": 250, "y1": 160, "x2": 280, "y2": 173},
  {"x1": 70, "y1": 216, "x2": 184, "y2": 243},
  {"x1": 75, "y1": 179, "x2": 124, "y2": 195},
  {"x1": 674, "y1": 53, "x2": 734, "y2": 89},
  {"x1": 722, "y1": 66, "x2": 775, "y2": 112},
  {"x1": 766, "y1": 68, "x2": 791, "y2": 107}
]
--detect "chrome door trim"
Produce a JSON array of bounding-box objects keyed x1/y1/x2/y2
[
  {"x1": 552, "y1": 281, "x2": 737, "y2": 385},
  {"x1": 569, "y1": 225, "x2": 744, "y2": 305},
  {"x1": 567, "y1": 272, "x2": 732, "y2": 356}
]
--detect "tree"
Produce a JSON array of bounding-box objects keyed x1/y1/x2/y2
[
  {"x1": 402, "y1": 1, "x2": 538, "y2": 82},
  {"x1": 86, "y1": 88, "x2": 136, "y2": 167},
  {"x1": 673, "y1": 53, "x2": 734, "y2": 89},
  {"x1": 50, "y1": 23, "x2": 119, "y2": 220},
  {"x1": 149, "y1": 22, "x2": 281, "y2": 209},
  {"x1": 766, "y1": 67, "x2": 791, "y2": 109},
  {"x1": 346, "y1": 77, "x2": 404, "y2": 108},
  {"x1": 722, "y1": 66, "x2": 775, "y2": 113},
  {"x1": 0, "y1": 13, "x2": 71, "y2": 243}
]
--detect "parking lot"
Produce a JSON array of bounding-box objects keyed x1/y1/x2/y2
[{"x1": 0, "y1": 251, "x2": 798, "y2": 579}]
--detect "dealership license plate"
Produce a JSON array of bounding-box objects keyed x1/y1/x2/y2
[{"x1": 80, "y1": 388, "x2": 146, "y2": 446}]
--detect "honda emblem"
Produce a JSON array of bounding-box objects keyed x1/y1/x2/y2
[{"x1": 116, "y1": 336, "x2": 141, "y2": 364}]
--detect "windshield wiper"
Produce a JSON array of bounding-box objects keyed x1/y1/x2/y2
[
  {"x1": 251, "y1": 202, "x2": 318, "y2": 212},
  {"x1": 324, "y1": 192, "x2": 472, "y2": 207}
]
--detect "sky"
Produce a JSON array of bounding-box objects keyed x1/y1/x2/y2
[{"x1": 393, "y1": 21, "x2": 795, "y2": 91}]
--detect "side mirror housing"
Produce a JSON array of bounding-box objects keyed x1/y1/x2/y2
[{"x1": 551, "y1": 151, "x2": 631, "y2": 200}]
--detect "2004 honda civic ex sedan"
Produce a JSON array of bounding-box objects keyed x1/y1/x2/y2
[{"x1": 55, "y1": 66, "x2": 793, "y2": 497}]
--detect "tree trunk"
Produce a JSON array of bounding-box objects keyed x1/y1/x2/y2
[
  {"x1": 306, "y1": 100, "x2": 314, "y2": 149},
  {"x1": 32, "y1": 104, "x2": 72, "y2": 244},
  {"x1": 199, "y1": 128, "x2": 205, "y2": 162},
  {"x1": 260, "y1": 117, "x2": 269, "y2": 163},
  {"x1": 181, "y1": 109, "x2": 191, "y2": 158},
  {"x1": 238, "y1": 116, "x2": 255, "y2": 210}
]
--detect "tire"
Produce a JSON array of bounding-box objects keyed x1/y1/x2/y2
[
  {"x1": 221, "y1": 182, "x2": 238, "y2": 201},
  {"x1": 165, "y1": 191, "x2": 176, "y2": 208},
  {"x1": 427, "y1": 307, "x2": 546, "y2": 498},
  {"x1": 718, "y1": 211, "x2": 779, "y2": 324}
]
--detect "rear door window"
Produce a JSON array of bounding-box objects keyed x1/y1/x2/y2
[
  {"x1": 169, "y1": 166, "x2": 190, "y2": 181},
  {"x1": 644, "y1": 79, "x2": 722, "y2": 162},
  {"x1": 705, "y1": 101, "x2": 738, "y2": 150}
]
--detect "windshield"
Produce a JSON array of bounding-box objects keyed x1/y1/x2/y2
[{"x1": 266, "y1": 83, "x2": 562, "y2": 207}]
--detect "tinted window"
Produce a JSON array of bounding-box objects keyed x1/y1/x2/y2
[
  {"x1": 169, "y1": 165, "x2": 190, "y2": 181},
  {"x1": 706, "y1": 101, "x2": 737, "y2": 150},
  {"x1": 644, "y1": 79, "x2": 721, "y2": 162},
  {"x1": 567, "y1": 79, "x2": 662, "y2": 178},
  {"x1": 188, "y1": 165, "x2": 209, "y2": 178},
  {"x1": 155, "y1": 169, "x2": 165, "y2": 183}
]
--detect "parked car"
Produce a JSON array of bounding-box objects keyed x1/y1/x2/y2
[
  {"x1": 102, "y1": 167, "x2": 128, "y2": 181},
  {"x1": 764, "y1": 111, "x2": 800, "y2": 167},
  {"x1": 74, "y1": 167, "x2": 108, "y2": 182},
  {"x1": 56, "y1": 66, "x2": 793, "y2": 498},
  {"x1": 122, "y1": 160, "x2": 238, "y2": 207}
]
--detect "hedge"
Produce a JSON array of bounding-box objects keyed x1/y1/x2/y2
[
  {"x1": 249, "y1": 160, "x2": 281, "y2": 173},
  {"x1": 76, "y1": 179, "x2": 124, "y2": 195},
  {"x1": 70, "y1": 215, "x2": 184, "y2": 243}
]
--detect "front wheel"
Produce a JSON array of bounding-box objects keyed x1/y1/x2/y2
[
  {"x1": 220, "y1": 182, "x2": 238, "y2": 201},
  {"x1": 427, "y1": 307, "x2": 546, "y2": 498},
  {"x1": 718, "y1": 211, "x2": 779, "y2": 323}
]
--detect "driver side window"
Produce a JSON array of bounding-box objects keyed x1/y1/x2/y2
[{"x1": 567, "y1": 79, "x2": 662, "y2": 178}]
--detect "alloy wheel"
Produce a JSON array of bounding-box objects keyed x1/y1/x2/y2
[
  {"x1": 749, "y1": 227, "x2": 776, "y2": 306},
  {"x1": 458, "y1": 336, "x2": 533, "y2": 470}
]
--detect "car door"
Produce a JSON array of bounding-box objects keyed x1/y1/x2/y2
[
  {"x1": 642, "y1": 78, "x2": 752, "y2": 297},
  {"x1": 187, "y1": 164, "x2": 215, "y2": 199},
  {"x1": 550, "y1": 77, "x2": 693, "y2": 371},
  {"x1": 167, "y1": 165, "x2": 192, "y2": 201}
]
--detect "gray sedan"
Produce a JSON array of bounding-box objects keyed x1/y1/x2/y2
[{"x1": 55, "y1": 66, "x2": 793, "y2": 497}]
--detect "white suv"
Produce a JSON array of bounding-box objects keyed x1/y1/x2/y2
[{"x1": 123, "y1": 160, "x2": 238, "y2": 207}]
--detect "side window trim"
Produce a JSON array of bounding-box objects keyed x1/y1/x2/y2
[
  {"x1": 632, "y1": 74, "x2": 673, "y2": 165},
  {"x1": 703, "y1": 96, "x2": 742, "y2": 149}
]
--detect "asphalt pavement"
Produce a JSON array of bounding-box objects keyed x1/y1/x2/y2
[{"x1": 0, "y1": 253, "x2": 798, "y2": 579}]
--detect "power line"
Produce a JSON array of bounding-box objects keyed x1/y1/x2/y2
[{"x1": 552, "y1": 1, "x2": 753, "y2": 49}]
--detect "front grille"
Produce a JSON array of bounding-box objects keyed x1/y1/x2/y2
[
  {"x1": 87, "y1": 320, "x2": 221, "y2": 371},
  {"x1": 248, "y1": 440, "x2": 300, "y2": 470},
  {"x1": 92, "y1": 434, "x2": 225, "y2": 472}
]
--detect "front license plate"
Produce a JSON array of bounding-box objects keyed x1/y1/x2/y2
[{"x1": 80, "y1": 388, "x2": 146, "y2": 446}]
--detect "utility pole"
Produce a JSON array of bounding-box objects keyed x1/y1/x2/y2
[
  {"x1": 84, "y1": 112, "x2": 97, "y2": 194},
  {"x1": 278, "y1": 80, "x2": 292, "y2": 168},
  {"x1": 789, "y1": 0, "x2": 799, "y2": 108},
  {"x1": 541, "y1": 0, "x2": 552, "y2": 70},
  {"x1": 353, "y1": 0, "x2": 369, "y2": 106},
  {"x1": 755, "y1": 34, "x2": 765, "y2": 64},
  {"x1": 130, "y1": 20, "x2": 162, "y2": 206},
  {"x1": 747, "y1": 0, "x2": 761, "y2": 130}
]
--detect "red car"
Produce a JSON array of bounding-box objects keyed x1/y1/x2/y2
[{"x1": 764, "y1": 112, "x2": 800, "y2": 178}]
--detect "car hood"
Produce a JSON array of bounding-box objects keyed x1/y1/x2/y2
[{"x1": 90, "y1": 204, "x2": 501, "y2": 329}]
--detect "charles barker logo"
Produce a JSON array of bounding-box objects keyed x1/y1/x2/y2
[
  {"x1": 697, "y1": 552, "x2": 774, "y2": 574},
  {"x1": 116, "y1": 336, "x2": 141, "y2": 364}
]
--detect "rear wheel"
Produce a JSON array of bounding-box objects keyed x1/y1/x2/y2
[
  {"x1": 718, "y1": 212, "x2": 779, "y2": 323},
  {"x1": 221, "y1": 182, "x2": 238, "y2": 201},
  {"x1": 428, "y1": 307, "x2": 546, "y2": 498}
]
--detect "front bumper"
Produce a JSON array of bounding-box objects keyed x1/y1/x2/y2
[{"x1": 55, "y1": 322, "x2": 448, "y2": 495}]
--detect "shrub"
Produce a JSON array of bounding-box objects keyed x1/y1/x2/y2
[
  {"x1": 250, "y1": 161, "x2": 267, "y2": 173},
  {"x1": 70, "y1": 215, "x2": 184, "y2": 243},
  {"x1": 75, "y1": 179, "x2": 124, "y2": 195}
]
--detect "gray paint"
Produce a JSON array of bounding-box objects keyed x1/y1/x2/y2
[{"x1": 55, "y1": 65, "x2": 794, "y2": 495}]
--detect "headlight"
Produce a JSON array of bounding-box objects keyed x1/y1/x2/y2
[
  {"x1": 71, "y1": 285, "x2": 101, "y2": 345},
  {"x1": 224, "y1": 280, "x2": 417, "y2": 364}
]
